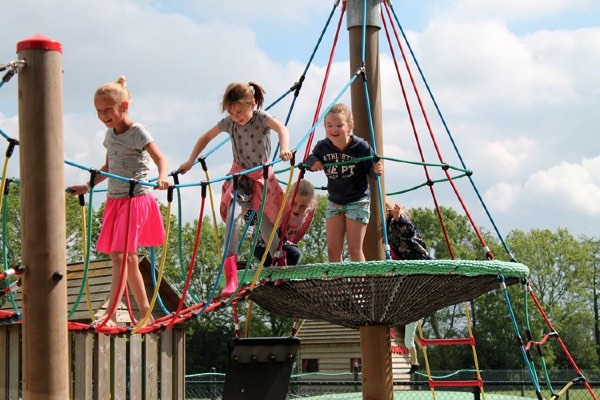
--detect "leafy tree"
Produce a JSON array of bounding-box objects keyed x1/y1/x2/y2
[
  {"x1": 583, "y1": 237, "x2": 600, "y2": 363},
  {"x1": 297, "y1": 194, "x2": 327, "y2": 265},
  {"x1": 410, "y1": 206, "x2": 502, "y2": 369},
  {"x1": 506, "y1": 229, "x2": 597, "y2": 369}
]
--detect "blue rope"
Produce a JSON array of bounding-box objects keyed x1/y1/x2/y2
[
  {"x1": 64, "y1": 160, "x2": 159, "y2": 189},
  {"x1": 359, "y1": 0, "x2": 391, "y2": 260},
  {"x1": 361, "y1": 0, "x2": 367, "y2": 63},
  {"x1": 149, "y1": 246, "x2": 170, "y2": 316},
  {"x1": 193, "y1": 184, "x2": 238, "y2": 318},
  {"x1": 498, "y1": 275, "x2": 541, "y2": 393},
  {"x1": 0, "y1": 129, "x2": 13, "y2": 141},
  {"x1": 270, "y1": 1, "x2": 340, "y2": 162}
]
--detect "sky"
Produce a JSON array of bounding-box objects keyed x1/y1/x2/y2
[{"x1": 0, "y1": 0, "x2": 598, "y2": 248}]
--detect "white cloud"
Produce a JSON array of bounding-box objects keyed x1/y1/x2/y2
[
  {"x1": 526, "y1": 157, "x2": 600, "y2": 215},
  {"x1": 485, "y1": 156, "x2": 600, "y2": 236},
  {"x1": 0, "y1": 0, "x2": 598, "y2": 238},
  {"x1": 415, "y1": 20, "x2": 574, "y2": 115},
  {"x1": 435, "y1": 0, "x2": 588, "y2": 22}
]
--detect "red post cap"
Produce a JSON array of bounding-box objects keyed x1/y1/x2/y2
[{"x1": 17, "y1": 34, "x2": 62, "y2": 54}]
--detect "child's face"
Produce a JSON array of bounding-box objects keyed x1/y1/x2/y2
[
  {"x1": 289, "y1": 195, "x2": 311, "y2": 217},
  {"x1": 227, "y1": 101, "x2": 254, "y2": 126},
  {"x1": 324, "y1": 112, "x2": 352, "y2": 142},
  {"x1": 94, "y1": 95, "x2": 127, "y2": 129}
]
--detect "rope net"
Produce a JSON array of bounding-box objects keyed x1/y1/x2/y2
[{"x1": 243, "y1": 259, "x2": 528, "y2": 329}]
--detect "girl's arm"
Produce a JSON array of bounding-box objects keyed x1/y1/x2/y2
[
  {"x1": 179, "y1": 124, "x2": 221, "y2": 173},
  {"x1": 267, "y1": 117, "x2": 292, "y2": 161},
  {"x1": 145, "y1": 141, "x2": 169, "y2": 190},
  {"x1": 67, "y1": 154, "x2": 109, "y2": 195}
]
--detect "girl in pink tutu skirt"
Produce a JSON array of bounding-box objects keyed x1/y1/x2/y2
[{"x1": 69, "y1": 76, "x2": 169, "y2": 328}]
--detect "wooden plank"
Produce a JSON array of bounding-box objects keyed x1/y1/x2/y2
[
  {"x1": 113, "y1": 335, "x2": 126, "y2": 399},
  {"x1": 129, "y1": 334, "x2": 142, "y2": 400},
  {"x1": 172, "y1": 328, "x2": 185, "y2": 400},
  {"x1": 94, "y1": 333, "x2": 111, "y2": 400},
  {"x1": 74, "y1": 333, "x2": 93, "y2": 400},
  {"x1": 144, "y1": 334, "x2": 158, "y2": 400},
  {"x1": 8, "y1": 325, "x2": 19, "y2": 400},
  {"x1": 0, "y1": 326, "x2": 7, "y2": 400},
  {"x1": 160, "y1": 330, "x2": 173, "y2": 399}
]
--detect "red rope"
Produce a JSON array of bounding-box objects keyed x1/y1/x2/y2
[
  {"x1": 96, "y1": 195, "x2": 135, "y2": 330},
  {"x1": 276, "y1": 2, "x2": 346, "y2": 259},
  {"x1": 303, "y1": 0, "x2": 346, "y2": 161},
  {"x1": 382, "y1": 1, "x2": 493, "y2": 259},
  {"x1": 165, "y1": 191, "x2": 207, "y2": 329},
  {"x1": 527, "y1": 282, "x2": 598, "y2": 399},
  {"x1": 381, "y1": 6, "x2": 455, "y2": 259}
]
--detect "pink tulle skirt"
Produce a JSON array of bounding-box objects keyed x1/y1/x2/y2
[{"x1": 96, "y1": 193, "x2": 165, "y2": 254}]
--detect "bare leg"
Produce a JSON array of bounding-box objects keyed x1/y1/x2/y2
[
  {"x1": 405, "y1": 321, "x2": 420, "y2": 372},
  {"x1": 93, "y1": 251, "x2": 127, "y2": 327},
  {"x1": 346, "y1": 218, "x2": 367, "y2": 261},
  {"x1": 326, "y1": 215, "x2": 346, "y2": 262},
  {"x1": 126, "y1": 252, "x2": 154, "y2": 326},
  {"x1": 224, "y1": 201, "x2": 247, "y2": 257},
  {"x1": 258, "y1": 217, "x2": 280, "y2": 260}
]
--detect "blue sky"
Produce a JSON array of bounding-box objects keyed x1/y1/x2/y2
[{"x1": 0, "y1": 0, "x2": 598, "y2": 251}]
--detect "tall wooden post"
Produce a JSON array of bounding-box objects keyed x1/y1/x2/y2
[
  {"x1": 347, "y1": 1, "x2": 393, "y2": 399},
  {"x1": 17, "y1": 34, "x2": 70, "y2": 399}
]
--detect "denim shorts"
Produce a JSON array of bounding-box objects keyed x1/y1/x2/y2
[{"x1": 326, "y1": 197, "x2": 371, "y2": 224}]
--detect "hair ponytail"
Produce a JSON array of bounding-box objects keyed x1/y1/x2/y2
[{"x1": 247, "y1": 81, "x2": 265, "y2": 109}]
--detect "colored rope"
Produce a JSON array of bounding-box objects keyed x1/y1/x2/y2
[{"x1": 133, "y1": 188, "x2": 173, "y2": 333}]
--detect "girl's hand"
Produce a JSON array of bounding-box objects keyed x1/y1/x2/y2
[
  {"x1": 279, "y1": 149, "x2": 292, "y2": 162},
  {"x1": 374, "y1": 161, "x2": 383, "y2": 176},
  {"x1": 66, "y1": 184, "x2": 89, "y2": 196},
  {"x1": 155, "y1": 178, "x2": 169, "y2": 190},
  {"x1": 309, "y1": 160, "x2": 324, "y2": 171},
  {"x1": 179, "y1": 160, "x2": 194, "y2": 174},
  {"x1": 392, "y1": 203, "x2": 401, "y2": 221}
]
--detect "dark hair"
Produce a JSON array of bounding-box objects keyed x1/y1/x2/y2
[{"x1": 221, "y1": 81, "x2": 266, "y2": 112}]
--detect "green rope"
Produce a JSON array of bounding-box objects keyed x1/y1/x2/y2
[
  {"x1": 2, "y1": 188, "x2": 18, "y2": 312},
  {"x1": 233, "y1": 259, "x2": 529, "y2": 285},
  {"x1": 68, "y1": 189, "x2": 95, "y2": 318}
]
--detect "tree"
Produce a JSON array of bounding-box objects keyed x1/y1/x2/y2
[
  {"x1": 296, "y1": 194, "x2": 328, "y2": 265},
  {"x1": 583, "y1": 237, "x2": 600, "y2": 364},
  {"x1": 410, "y1": 206, "x2": 502, "y2": 369}
]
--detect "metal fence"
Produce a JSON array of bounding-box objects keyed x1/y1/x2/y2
[{"x1": 185, "y1": 370, "x2": 600, "y2": 399}]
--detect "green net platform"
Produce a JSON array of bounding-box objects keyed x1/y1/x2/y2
[{"x1": 239, "y1": 259, "x2": 529, "y2": 329}]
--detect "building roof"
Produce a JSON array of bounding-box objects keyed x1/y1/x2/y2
[{"x1": 2, "y1": 256, "x2": 185, "y2": 324}]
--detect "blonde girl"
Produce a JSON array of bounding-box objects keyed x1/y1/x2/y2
[{"x1": 69, "y1": 76, "x2": 169, "y2": 327}]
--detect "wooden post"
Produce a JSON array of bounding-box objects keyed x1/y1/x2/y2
[
  {"x1": 17, "y1": 34, "x2": 70, "y2": 400},
  {"x1": 347, "y1": 1, "x2": 394, "y2": 399}
]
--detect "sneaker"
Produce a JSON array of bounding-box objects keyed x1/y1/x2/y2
[
  {"x1": 408, "y1": 365, "x2": 420, "y2": 374},
  {"x1": 236, "y1": 259, "x2": 249, "y2": 270}
]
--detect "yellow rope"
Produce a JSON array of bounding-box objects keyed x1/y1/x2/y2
[
  {"x1": 465, "y1": 302, "x2": 486, "y2": 400},
  {"x1": 417, "y1": 320, "x2": 437, "y2": 400},
  {"x1": 132, "y1": 200, "x2": 172, "y2": 333},
  {"x1": 244, "y1": 164, "x2": 296, "y2": 335},
  {"x1": 203, "y1": 169, "x2": 221, "y2": 251}
]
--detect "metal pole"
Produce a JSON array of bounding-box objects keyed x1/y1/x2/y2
[
  {"x1": 17, "y1": 34, "x2": 70, "y2": 399},
  {"x1": 347, "y1": 1, "x2": 393, "y2": 399}
]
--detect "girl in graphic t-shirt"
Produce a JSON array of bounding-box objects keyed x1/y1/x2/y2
[
  {"x1": 306, "y1": 103, "x2": 383, "y2": 262},
  {"x1": 68, "y1": 76, "x2": 169, "y2": 328}
]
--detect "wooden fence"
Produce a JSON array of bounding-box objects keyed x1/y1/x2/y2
[{"x1": 0, "y1": 324, "x2": 185, "y2": 400}]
